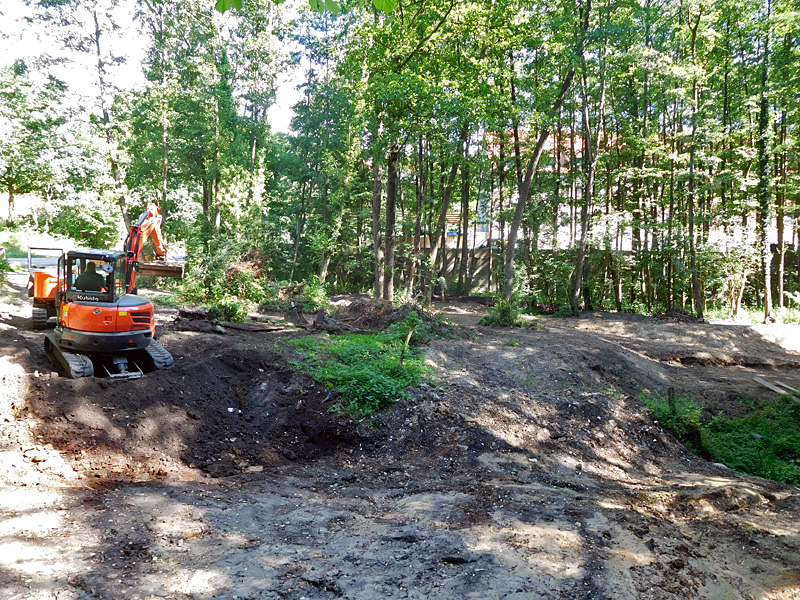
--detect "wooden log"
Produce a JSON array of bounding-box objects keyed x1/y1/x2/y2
[
  {"x1": 138, "y1": 260, "x2": 185, "y2": 279},
  {"x1": 220, "y1": 321, "x2": 284, "y2": 332}
]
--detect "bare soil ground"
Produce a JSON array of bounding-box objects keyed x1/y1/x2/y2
[{"x1": 2, "y1": 272, "x2": 800, "y2": 600}]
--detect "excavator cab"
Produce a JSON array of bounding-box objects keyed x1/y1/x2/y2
[{"x1": 63, "y1": 251, "x2": 124, "y2": 298}]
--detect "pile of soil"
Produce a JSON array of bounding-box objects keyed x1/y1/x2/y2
[
  {"x1": 657, "y1": 308, "x2": 703, "y2": 323},
  {"x1": 333, "y1": 299, "x2": 424, "y2": 330},
  {"x1": 23, "y1": 334, "x2": 357, "y2": 480}
]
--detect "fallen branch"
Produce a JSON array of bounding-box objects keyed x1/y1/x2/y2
[{"x1": 219, "y1": 322, "x2": 284, "y2": 332}]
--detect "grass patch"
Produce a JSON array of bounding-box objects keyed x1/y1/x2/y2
[
  {"x1": 642, "y1": 390, "x2": 800, "y2": 484},
  {"x1": 705, "y1": 303, "x2": 800, "y2": 325},
  {"x1": 288, "y1": 312, "x2": 429, "y2": 417},
  {"x1": 704, "y1": 398, "x2": 800, "y2": 483}
]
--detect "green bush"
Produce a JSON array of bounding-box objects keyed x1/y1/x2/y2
[
  {"x1": 301, "y1": 276, "x2": 329, "y2": 311},
  {"x1": 642, "y1": 390, "x2": 800, "y2": 485},
  {"x1": 208, "y1": 297, "x2": 249, "y2": 322},
  {"x1": 479, "y1": 296, "x2": 523, "y2": 327},
  {"x1": 703, "y1": 398, "x2": 800, "y2": 484},
  {"x1": 385, "y1": 310, "x2": 431, "y2": 345},
  {"x1": 0, "y1": 255, "x2": 10, "y2": 286},
  {"x1": 48, "y1": 202, "x2": 118, "y2": 248},
  {"x1": 288, "y1": 314, "x2": 428, "y2": 417},
  {"x1": 641, "y1": 390, "x2": 703, "y2": 444}
]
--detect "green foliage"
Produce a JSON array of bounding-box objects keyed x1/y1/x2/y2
[
  {"x1": 640, "y1": 390, "x2": 703, "y2": 445},
  {"x1": 479, "y1": 296, "x2": 523, "y2": 327},
  {"x1": 47, "y1": 200, "x2": 119, "y2": 249},
  {"x1": 288, "y1": 313, "x2": 429, "y2": 417},
  {"x1": 642, "y1": 391, "x2": 800, "y2": 485},
  {"x1": 385, "y1": 310, "x2": 433, "y2": 345},
  {"x1": 704, "y1": 304, "x2": 800, "y2": 325},
  {"x1": 215, "y1": 0, "x2": 243, "y2": 12},
  {"x1": 301, "y1": 276, "x2": 329, "y2": 312},
  {"x1": 207, "y1": 297, "x2": 249, "y2": 322},
  {"x1": 0, "y1": 60, "x2": 66, "y2": 218},
  {"x1": 0, "y1": 255, "x2": 10, "y2": 286},
  {"x1": 703, "y1": 398, "x2": 800, "y2": 484},
  {"x1": 215, "y1": 0, "x2": 394, "y2": 15}
]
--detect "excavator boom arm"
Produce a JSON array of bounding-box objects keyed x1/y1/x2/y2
[{"x1": 124, "y1": 204, "x2": 168, "y2": 291}]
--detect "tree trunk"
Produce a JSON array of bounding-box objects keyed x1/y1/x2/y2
[
  {"x1": 458, "y1": 142, "x2": 470, "y2": 290},
  {"x1": 777, "y1": 110, "x2": 787, "y2": 308},
  {"x1": 407, "y1": 135, "x2": 425, "y2": 296},
  {"x1": 372, "y1": 159, "x2": 384, "y2": 300},
  {"x1": 91, "y1": 7, "x2": 130, "y2": 232},
  {"x1": 384, "y1": 145, "x2": 399, "y2": 303},
  {"x1": 756, "y1": 12, "x2": 773, "y2": 322},
  {"x1": 6, "y1": 187, "x2": 14, "y2": 224},
  {"x1": 571, "y1": 65, "x2": 604, "y2": 314},
  {"x1": 429, "y1": 127, "x2": 469, "y2": 282},
  {"x1": 289, "y1": 183, "x2": 310, "y2": 283},
  {"x1": 684, "y1": 11, "x2": 704, "y2": 320}
]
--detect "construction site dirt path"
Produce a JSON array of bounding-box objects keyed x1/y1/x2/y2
[{"x1": 2, "y1": 271, "x2": 800, "y2": 600}]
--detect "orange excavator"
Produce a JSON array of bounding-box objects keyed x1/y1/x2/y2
[{"x1": 29, "y1": 204, "x2": 184, "y2": 378}]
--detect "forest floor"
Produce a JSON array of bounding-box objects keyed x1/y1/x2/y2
[{"x1": 2, "y1": 269, "x2": 800, "y2": 600}]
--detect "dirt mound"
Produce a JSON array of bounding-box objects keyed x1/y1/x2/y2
[
  {"x1": 334, "y1": 299, "x2": 423, "y2": 330},
  {"x1": 657, "y1": 308, "x2": 702, "y2": 323},
  {"x1": 23, "y1": 338, "x2": 359, "y2": 482}
]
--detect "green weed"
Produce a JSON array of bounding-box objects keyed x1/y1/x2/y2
[
  {"x1": 479, "y1": 296, "x2": 523, "y2": 327},
  {"x1": 703, "y1": 397, "x2": 800, "y2": 484},
  {"x1": 0, "y1": 255, "x2": 9, "y2": 286},
  {"x1": 641, "y1": 390, "x2": 800, "y2": 484},
  {"x1": 207, "y1": 297, "x2": 249, "y2": 322},
  {"x1": 640, "y1": 390, "x2": 703, "y2": 444},
  {"x1": 288, "y1": 313, "x2": 429, "y2": 417}
]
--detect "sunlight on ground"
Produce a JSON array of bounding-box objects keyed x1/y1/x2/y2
[
  {"x1": 171, "y1": 568, "x2": 229, "y2": 596},
  {"x1": 481, "y1": 519, "x2": 585, "y2": 578},
  {"x1": 0, "y1": 509, "x2": 61, "y2": 537}
]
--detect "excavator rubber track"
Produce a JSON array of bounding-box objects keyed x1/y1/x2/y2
[
  {"x1": 45, "y1": 333, "x2": 94, "y2": 378},
  {"x1": 32, "y1": 307, "x2": 49, "y2": 330},
  {"x1": 142, "y1": 339, "x2": 174, "y2": 371}
]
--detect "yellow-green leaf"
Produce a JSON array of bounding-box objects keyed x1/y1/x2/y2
[
  {"x1": 215, "y1": 0, "x2": 242, "y2": 13},
  {"x1": 372, "y1": 0, "x2": 397, "y2": 12}
]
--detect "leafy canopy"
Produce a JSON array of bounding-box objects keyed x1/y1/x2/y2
[{"x1": 216, "y1": 0, "x2": 396, "y2": 15}]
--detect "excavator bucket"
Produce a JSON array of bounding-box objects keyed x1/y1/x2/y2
[{"x1": 137, "y1": 260, "x2": 185, "y2": 279}]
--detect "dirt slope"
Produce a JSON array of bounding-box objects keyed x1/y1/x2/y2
[{"x1": 2, "y1": 273, "x2": 800, "y2": 600}]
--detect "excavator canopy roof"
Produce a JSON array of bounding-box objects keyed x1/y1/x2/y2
[{"x1": 67, "y1": 250, "x2": 125, "y2": 263}]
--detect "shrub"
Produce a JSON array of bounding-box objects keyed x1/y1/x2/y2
[
  {"x1": 703, "y1": 398, "x2": 800, "y2": 484},
  {"x1": 0, "y1": 255, "x2": 10, "y2": 286},
  {"x1": 642, "y1": 390, "x2": 800, "y2": 485},
  {"x1": 385, "y1": 310, "x2": 432, "y2": 345},
  {"x1": 640, "y1": 390, "x2": 703, "y2": 445},
  {"x1": 300, "y1": 276, "x2": 329, "y2": 312},
  {"x1": 207, "y1": 297, "x2": 249, "y2": 322},
  {"x1": 479, "y1": 296, "x2": 523, "y2": 327},
  {"x1": 288, "y1": 313, "x2": 429, "y2": 417}
]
